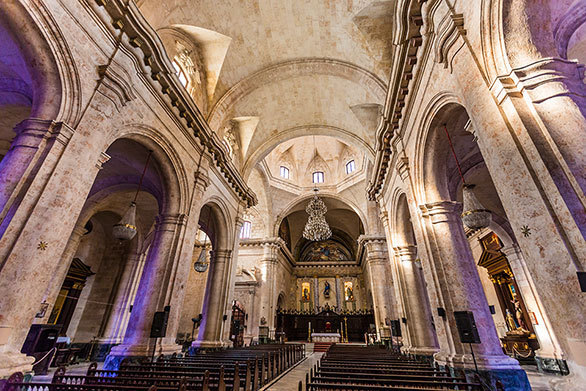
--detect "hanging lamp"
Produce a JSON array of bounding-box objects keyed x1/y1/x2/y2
[
  {"x1": 303, "y1": 188, "x2": 332, "y2": 241},
  {"x1": 443, "y1": 124, "x2": 492, "y2": 230},
  {"x1": 113, "y1": 150, "x2": 152, "y2": 241}
]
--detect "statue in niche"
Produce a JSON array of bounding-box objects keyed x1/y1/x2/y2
[
  {"x1": 505, "y1": 309, "x2": 518, "y2": 332},
  {"x1": 323, "y1": 281, "x2": 331, "y2": 298},
  {"x1": 302, "y1": 286, "x2": 310, "y2": 301},
  {"x1": 511, "y1": 293, "x2": 528, "y2": 331},
  {"x1": 345, "y1": 285, "x2": 354, "y2": 301}
]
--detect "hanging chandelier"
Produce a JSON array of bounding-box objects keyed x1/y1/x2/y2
[
  {"x1": 113, "y1": 150, "x2": 152, "y2": 241},
  {"x1": 303, "y1": 189, "x2": 332, "y2": 241},
  {"x1": 443, "y1": 124, "x2": 492, "y2": 230}
]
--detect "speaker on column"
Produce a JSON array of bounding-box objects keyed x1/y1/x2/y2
[
  {"x1": 150, "y1": 311, "x2": 169, "y2": 338},
  {"x1": 453, "y1": 311, "x2": 481, "y2": 344}
]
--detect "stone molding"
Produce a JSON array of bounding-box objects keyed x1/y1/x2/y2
[
  {"x1": 12, "y1": 119, "x2": 74, "y2": 150},
  {"x1": 155, "y1": 213, "x2": 188, "y2": 229},
  {"x1": 419, "y1": 201, "x2": 462, "y2": 224},
  {"x1": 367, "y1": 0, "x2": 428, "y2": 200},
  {"x1": 97, "y1": 63, "x2": 137, "y2": 110},
  {"x1": 490, "y1": 57, "x2": 585, "y2": 105},
  {"x1": 393, "y1": 245, "x2": 417, "y2": 259},
  {"x1": 396, "y1": 156, "x2": 410, "y2": 181},
  {"x1": 96, "y1": 151, "x2": 111, "y2": 170},
  {"x1": 92, "y1": 0, "x2": 257, "y2": 208},
  {"x1": 553, "y1": 0, "x2": 586, "y2": 59},
  {"x1": 434, "y1": 13, "x2": 466, "y2": 69}
]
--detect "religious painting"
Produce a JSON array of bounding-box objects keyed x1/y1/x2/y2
[
  {"x1": 301, "y1": 282, "x2": 311, "y2": 301},
  {"x1": 300, "y1": 240, "x2": 351, "y2": 262},
  {"x1": 344, "y1": 281, "x2": 354, "y2": 301}
]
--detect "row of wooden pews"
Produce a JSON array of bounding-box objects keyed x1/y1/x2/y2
[
  {"x1": 2, "y1": 343, "x2": 304, "y2": 391},
  {"x1": 300, "y1": 344, "x2": 483, "y2": 390}
]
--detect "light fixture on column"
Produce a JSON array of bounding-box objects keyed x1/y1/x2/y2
[
  {"x1": 113, "y1": 150, "x2": 153, "y2": 241},
  {"x1": 443, "y1": 124, "x2": 491, "y2": 230},
  {"x1": 302, "y1": 188, "x2": 332, "y2": 241}
]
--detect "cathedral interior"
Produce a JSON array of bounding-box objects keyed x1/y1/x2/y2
[{"x1": 0, "y1": 1, "x2": 585, "y2": 390}]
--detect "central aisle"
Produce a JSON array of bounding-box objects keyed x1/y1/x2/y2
[{"x1": 261, "y1": 352, "x2": 324, "y2": 391}]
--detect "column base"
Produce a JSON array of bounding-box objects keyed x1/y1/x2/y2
[
  {"x1": 401, "y1": 346, "x2": 439, "y2": 358},
  {"x1": 535, "y1": 355, "x2": 569, "y2": 375},
  {"x1": 191, "y1": 339, "x2": 225, "y2": 349},
  {"x1": 0, "y1": 352, "x2": 34, "y2": 378},
  {"x1": 452, "y1": 367, "x2": 531, "y2": 391},
  {"x1": 104, "y1": 342, "x2": 181, "y2": 370}
]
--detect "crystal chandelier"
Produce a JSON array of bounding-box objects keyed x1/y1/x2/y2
[
  {"x1": 461, "y1": 184, "x2": 492, "y2": 230},
  {"x1": 303, "y1": 189, "x2": 332, "y2": 241}
]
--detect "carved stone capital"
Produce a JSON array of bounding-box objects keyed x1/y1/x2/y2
[
  {"x1": 419, "y1": 201, "x2": 462, "y2": 224},
  {"x1": 12, "y1": 119, "x2": 74, "y2": 149},
  {"x1": 393, "y1": 245, "x2": 417, "y2": 260},
  {"x1": 155, "y1": 213, "x2": 188, "y2": 230}
]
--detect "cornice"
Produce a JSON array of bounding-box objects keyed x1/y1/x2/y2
[
  {"x1": 367, "y1": 0, "x2": 428, "y2": 200},
  {"x1": 93, "y1": 0, "x2": 257, "y2": 207}
]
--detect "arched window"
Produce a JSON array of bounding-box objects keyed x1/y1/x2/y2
[
  {"x1": 312, "y1": 171, "x2": 324, "y2": 183},
  {"x1": 280, "y1": 166, "x2": 290, "y2": 179},
  {"x1": 345, "y1": 160, "x2": 356, "y2": 174},
  {"x1": 240, "y1": 221, "x2": 252, "y2": 239},
  {"x1": 172, "y1": 59, "x2": 188, "y2": 87}
]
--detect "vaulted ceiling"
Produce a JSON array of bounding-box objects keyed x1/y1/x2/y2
[{"x1": 138, "y1": 0, "x2": 391, "y2": 176}]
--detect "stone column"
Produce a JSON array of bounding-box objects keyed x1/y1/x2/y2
[
  {"x1": 335, "y1": 275, "x2": 341, "y2": 309},
  {"x1": 38, "y1": 224, "x2": 88, "y2": 323},
  {"x1": 194, "y1": 249, "x2": 232, "y2": 348},
  {"x1": 359, "y1": 236, "x2": 394, "y2": 337},
  {"x1": 419, "y1": 202, "x2": 525, "y2": 380},
  {"x1": 394, "y1": 245, "x2": 438, "y2": 356},
  {"x1": 99, "y1": 251, "x2": 143, "y2": 344},
  {"x1": 107, "y1": 214, "x2": 188, "y2": 362},
  {"x1": 313, "y1": 277, "x2": 319, "y2": 310},
  {"x1": 0, "y1": 119, "x2": 57, "y2": 218},
  {"x1": 258, "y1": 242, "x2": 278, "y2": 335}
]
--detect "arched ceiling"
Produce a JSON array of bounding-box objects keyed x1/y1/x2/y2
[{"x1": 137, "y1": 0, "x2": 391, "y2": 171}]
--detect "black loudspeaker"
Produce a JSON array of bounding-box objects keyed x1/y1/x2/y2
[
  {"x1": 454, "y1": 311, "x2": 481, "y2": 344},
  {"x1": 390, "y1": 320, "x2": 402, "y2": 337},
  {"x1": 150, "y1": 311, "x2": 169, "y2": 338},
  {"x1": 577, "y1": 272, "x2": 586, "y2": 292},
  {"x1": 489, "y1": 305, "x2": 496, "y2": 314}
]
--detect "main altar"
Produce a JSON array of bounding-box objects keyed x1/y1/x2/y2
[{"x1": 311, "y1": 332, "x2": 341, "y2": 343}]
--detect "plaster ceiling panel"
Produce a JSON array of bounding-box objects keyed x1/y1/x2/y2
[{"x1": 139, "y1": 0, "x2": 390, "y2": 102}]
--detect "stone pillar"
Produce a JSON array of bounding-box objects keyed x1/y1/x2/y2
[
  {"x1": 501, "y1": 245, "x2": 564, "y2": 373},
  {"x1": 335, "y1": 275, "x2": 341, "y2": 309},
  {"x1": 107, "y1": 214, "x2": 188, "y2": 362},
  {"x1": 419, "y1": 201, "x2": 527, "y2": 386},
  {"x1": 0, "y1": 119, "x2": 58, "y2": 219},
  {"x1": 394, "y1": 245, "x2": 438, "y2": 356},
  {"x1": 100, "y1": 251, "x2": 143, "y2": 344},
  {"x1": 38, "y1": 224, "x2": 88, "y2": 323},
  {"x1": 313, "y1": 277, "x2": 319, "y2": 310},
  {"x1": 359, "y1": 236, "x2": 394, "y2": 338},
  {"x1": 194, "y1": 249, "x2": 233, "y2": 348},
  {"x1": 258, "y1": 242, "x2": 278, "y2": 335}
]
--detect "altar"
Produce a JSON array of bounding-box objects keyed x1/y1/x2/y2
[{"x1": 311, "y1": 332, "x2": 341, "y2": 343}]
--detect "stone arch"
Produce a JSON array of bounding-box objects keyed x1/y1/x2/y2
[
  {"x1": 413, "y1": 93, "x2": 469, "y2": 203},
  {"x1": 243, "y1": 125, "x2": 375, "y2": 180},
  {"x1": 391, "y1": 192, "x2": 416, "y2": 248},
  {"x1": 208, "y1": 58, "x2": 387, "y2": 131},
  {"x1": 0, "y1": 1, "x2": 80, "y2": 122},
  {"x1": 102, "y1": 125, "x2": 191, "y2": 216},
  {"x1": 198, "y1": 196, "x2": 234, "y2": 251},
  {"x1": 272, "y1": 192, "x2": 368, "y2": 237}
]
